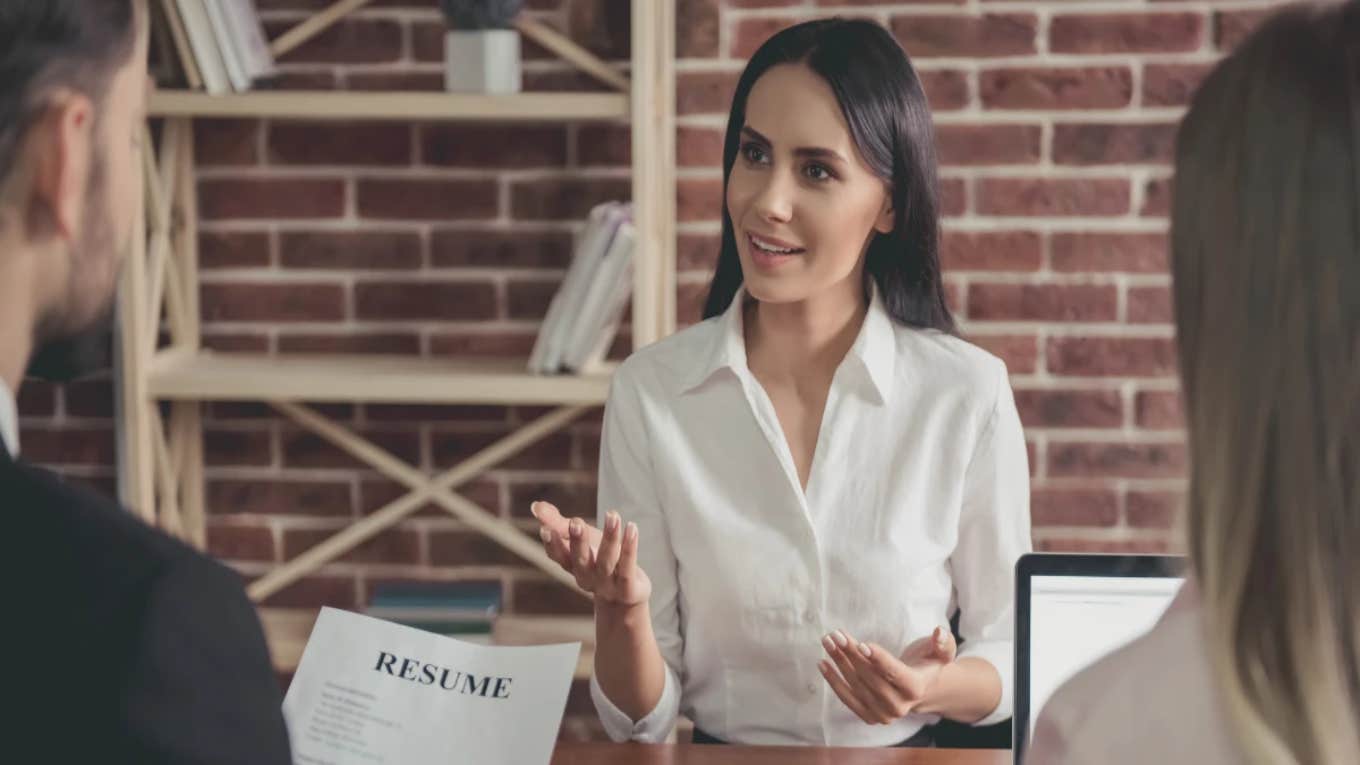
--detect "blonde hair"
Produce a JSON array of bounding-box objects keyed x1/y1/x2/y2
[{"x1": 1170, "y1": 2, "x2": 1360, "y2": 762}]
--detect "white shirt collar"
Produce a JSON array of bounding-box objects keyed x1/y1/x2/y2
[
  {"x1": 684, "y1": 284, "x2": 897, "y2": 404},
  {"x1": 0, "y1": 376, "x2": 18, "y2": 457}
]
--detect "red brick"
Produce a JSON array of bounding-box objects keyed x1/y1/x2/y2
[
  {"x1": 522, "y1": 70, "x2": 614, "y2": 94},
  {"x1": 1128, "y1": 286, "x2": 1173, "y2": 324},
  {"x1": 508, "y1": 480, "x2": 598, "y2": 520},
  {"x1": 967, "y1": 334, "x2": 1039, "y2": 375},
  {"x1": 280, "y1": 230, "x2": 422, "y2": 270},
  {"x1": 506, "y1": 278, "x2": 559, "y2": 320},
  {"x1": 1053, "y1": 123, "x2": 1177, "y2": 166},
  {"x1": 977, "y1": 178, "x2": 1130, "y2": 217},
  {"x1": 273, "y1": 71, "x2": 338, "y2": 90},
  {"x1": 576, "y1": 124, "x2": 631, "y2": 167},
  {"x1": 678, "y1": 126, "x2": 723, "y2": 168},
  {"x1": 1135, "y1": 390, "x2": 1183, "y2": 430},
  {"x1": 678, "y1": 233, "x2": 720, "y2": 272},
  {"x1": 357, "y1": 179, "x2": 498, "y2": 221},
  {"x1": 676, "y1": 71, "x2": 738, "y2": 115},
  {"x1": 208, "y1": 524, "x2": 276, "y2": 562},
  {"x1": 1215, "y1": 9, "x2": 1270, "y2": 51},
  {"x1": 511, "y1": 178, "x2": 632, "y2": 220},
  {"x1": 18, "y1": 427, "x2": 115, "y2": 466},
  {"x1": 258, "y1": 575, "x2": 358, "y2": 610},
  {"x1": 920, "y1": 70, "x2": 971, "y2": 112},
  {"x1": 678, "y1": 178, "x2": 722, "y2": 223},
  {"x1": 354, "y1": 280, "x2": 498, "y2": 321},
  {"x1": 204, "y1": 332, "x2": 270, "y2": 353},
  {"x1": 200, "y1": 178, "x2": 346, "y2": 220},
  {"x1": 1047, "y1": 336, "x2": 1177, "y2": 378},
  {"x1": 268, "y1": 123, "x2": 412, "y2": 166},
  {"x1": 819, "y1": 0, "x2": 964, "y2": 4},
  {"x1": 1050, "y1": 13, "x2": 1204, "y2": 54},
  {"x1": 1127, "y1": 490, "x2": 1182, "y2": 529},
  {"x1": 421, "y1": 125, "x2": 567, "y2": 168},
  {"x1": 1015, "y1": 389, "x2": 1124, "y2": 429},
  {"x1": 431, "y1": 430, "x2": 575, "y2": 471},
  {"x1": 202, "y1": 282, "x2": 346, "y2": 322},
  {"x1": 346, "y1": 72, "x2": 444, "y2": 91},
  {"x1": 941, "y1": 231, "x2": 1042, "y2": 272},
  {"x1": 1031, "y1": 488, "x2": 1119, "y2": 527},
  {"x1": 282, "y1": 428, "x2": 421, "y2": 469},
  {"x1": 65, "y1": 378, "x2": 115, "y2": 418},
  {"x1": 429, "y1": 532, "x2": 521, "y2": 567},
  {"x1": 1051, "y1": 233, "x2": 1168, "y2": 274},
  {"x1": 731, "y1": 16, "x2": 801, "y2": 59},
  {"x1": 430, "y1": 331, "x2": 538, "y2": 358},
  {"x1": 204, "y1": 428, "x2": 273, "y2": 467},
  {"x1": 1142, "y1": 176, "x2": 1173, "y2": 218},
  {"x1": 365, "y1": 405, "x2": 508, "y2": 425},
  {"x1": 936, "y1": 124, "x2": 1041, "y2": 166},
  {"x1": 431, "y1": 229, "x2": 573, "y2": 270},
  {"x1": 1036, "y1": 537, "x2": 1171, "y2": 554},
  {"x1": 278, "y1": 332, "x2": 423, "y2": 356},
  {"x1": 1049, "y1": 441, "x2": 1186, "y2": 478},
  {"x1": 283, "y1": 527, "x2": 422, "y2": 565},
  {"x1": 200, "y1": 231, "x2": 271, "y2": 270},
  {"x1": 262, "y1": 19, "x2": 401, "y2": 63},
  {"x1": 16, "y1": 382, "x2": 57, "y2": 418},
  {"x1": 676, "y1": 281, "x2": 710, "y2": 326},
  {"x1": 512, "y1": 577, "x2": 593, "y2": 615},
  {"x1": 194, "y1": 119, "x2": 260, "y2": 166},
  {"x1": 677, "y1": 0, "x2": 720, "y2": 58},
  {"x1": 567, "y1": 0, "x2": 631, "y2": 61},
  {"x1": 969, "y1": 283, "x2": 1118, "y2": 322},
  {"x1": 359, "y1": 478, "x2": 503, "y2": 519},
  {"x1": 205, "y1": 476, "x2": 356, "y2": 517},
  {"x1": 891, "y1": 14, "x2": 1038, "y2": 58},
  {"x1": 1143, "y1": 63, "x2": 1213, "y2": 107},
  {"x1": 940, "y1": 177, "x2": 967, "y2": 217},
  {"x1": 981, "y1": 67, "x2": 1133, "y2": 110}
]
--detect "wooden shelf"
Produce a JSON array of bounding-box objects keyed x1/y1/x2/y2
[
  {"x1": 147, "y1": 352, "x2": 613, "y2": 405},
  {"x1": 260, "y1": 608, "x2": 595, "y2": 679},
  {"x1": 148, "y1": 90, "x2": 629, "y2": 122}
]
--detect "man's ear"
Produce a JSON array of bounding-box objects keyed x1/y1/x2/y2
[{"x1": 29, "y1": 90, "x2": 94, "y2": 243}]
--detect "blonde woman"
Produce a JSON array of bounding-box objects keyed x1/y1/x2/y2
[{"x1": 1028, "y1": 2, "x2": 1360, "y2": 763}]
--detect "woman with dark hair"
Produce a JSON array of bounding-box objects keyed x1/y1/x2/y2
[
  {"x1": 1027, "y1": 2, "x2": 1360, "y2": 763},
  {"x1": 532, "y1": 18, "x2": 1030, "y2": 747}
]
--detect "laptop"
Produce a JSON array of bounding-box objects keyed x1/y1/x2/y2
[{"x1": 1013, "y1": 553, "x2": 1186, "y2": 760}]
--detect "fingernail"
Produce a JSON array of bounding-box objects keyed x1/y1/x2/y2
[
  {"x1": 859, "y1": 642, "x2": 872, "y2": 659},
  {"x1": 529, "y1": 502, "x2": 541, "y2": 519},
  {"x1": 539, "y1": 527, "x2": 551, "y2": 543},
  {"x1": 607, "y1": 512, "x2": 619, "y2": 532},
  {"x1": 822, "y1": 634, "x2": 836, "y2": 652},
  {"x1": 818, "y1": 660, "x2": 830, "y2": 674},
  {"x1": 569, "y1": 520, "x2": 581, "y2": 538},
  {"x1": 834, "y1": 630, "x2": 849, "y2": 648},
  {"x1": 626, "y1": 522, "x2": 638, "y2": 541}
]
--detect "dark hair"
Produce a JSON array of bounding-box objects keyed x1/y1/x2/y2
[
  {"x1": 702, "y1": 18, "x2": 954, "y2": 332},
  {"x1": 0, "y1": 0, "x2": 141, "y2": 184}
]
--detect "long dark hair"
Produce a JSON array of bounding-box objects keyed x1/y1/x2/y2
[
  {"x1": 702, "y1": 18, "x2": 954, "y2": 333},
  {"x1": 1171, "y1": 1, "x2": 1360, "y2": 762}
]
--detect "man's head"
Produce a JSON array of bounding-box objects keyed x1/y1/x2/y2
[{"x1": 0, "y1": 0, "x2": 149, "y2": 381}]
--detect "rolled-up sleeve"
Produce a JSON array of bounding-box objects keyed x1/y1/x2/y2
[
  {"x1": 951, "y1": 359, "x2": 1032, "y2": 726},
  {"x1": 589, "y1": 366, "x2": 685, "y2": 742}
]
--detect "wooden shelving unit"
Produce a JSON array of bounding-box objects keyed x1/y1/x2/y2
[{"x1": 120, "y1": 0, "x2": 675, "y2": 655}]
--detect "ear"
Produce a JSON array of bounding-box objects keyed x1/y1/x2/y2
[
  {"x1": 29, "y1": 90, "x2": 95, "y2": 244},
  {"x1": 872, "y1": 192, "x2": 895, "y2": 235}
]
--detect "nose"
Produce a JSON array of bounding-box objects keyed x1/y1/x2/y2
[{"x1": 750, "y1": 169, "x2": 794, "y2": 225}]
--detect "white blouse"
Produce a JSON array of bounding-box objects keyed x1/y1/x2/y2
[
  {"x1": 0, "y1": 377, "x2": 17, "y2": 457},
  {"x1": 588, "y1": 287, "x2": 1032, "y2": 746}
]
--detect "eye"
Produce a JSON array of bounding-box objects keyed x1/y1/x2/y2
[
  {"x1": 803, "y1": 163, "x2": 834, "y2": 182},
  {"x1": 740, "y1": 142, "x2": 769, "y2": 165}
]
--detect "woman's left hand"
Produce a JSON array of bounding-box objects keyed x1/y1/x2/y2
[{"x1": 819, "y1": 626, "x2": 957, "y2": 725}]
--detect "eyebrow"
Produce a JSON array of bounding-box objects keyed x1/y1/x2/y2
[{"x1": 741, "y1": 125, "x2": 848, "y2": 164}]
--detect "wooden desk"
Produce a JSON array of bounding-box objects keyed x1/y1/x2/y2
[{"x1": 551, "y1": 743, "x2": 1010, "y2": 764}]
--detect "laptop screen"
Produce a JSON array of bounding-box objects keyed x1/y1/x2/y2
[{"x1": 1026, "y1": 574, "x2": 1182, "y2": 743}]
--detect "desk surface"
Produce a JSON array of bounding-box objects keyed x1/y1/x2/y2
[{"x1": 551, "y1": 743, "x2": 1010, "y2": 764}]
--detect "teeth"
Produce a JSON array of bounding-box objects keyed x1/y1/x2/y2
[{"x1": 751, "y1": 235, "x2": 798, "y2": 254}]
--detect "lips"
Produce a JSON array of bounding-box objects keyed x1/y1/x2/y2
[{"x1": 746, "y1": 231, "x2": 806, "y2": 255}]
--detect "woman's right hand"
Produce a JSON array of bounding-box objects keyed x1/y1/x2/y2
[{"x1": 530, "y1": 501, "x2": 652, "y2": 610}]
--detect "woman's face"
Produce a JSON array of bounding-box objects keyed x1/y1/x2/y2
[{"x1": 726, "y1": 63, "x2": 894, "y2": 307}]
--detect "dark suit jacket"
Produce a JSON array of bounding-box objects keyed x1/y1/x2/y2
[{"x1": 0, "y1": 446, "x2": 292, "y2": 763}]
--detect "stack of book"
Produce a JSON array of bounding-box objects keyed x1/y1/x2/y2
[
  {"x1": 363, "y1": 581, "x2": 502, "y2": 645},
  {"x1": 528, "y1": 202, "x2": 636, "y2": 375},
  {"x1": 157, "y1": 0, "x2": 278, "y2": 95}
]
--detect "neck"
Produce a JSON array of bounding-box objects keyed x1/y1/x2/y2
[
  {"x1": 745, "y1": 275, "x2": 868, "y2": 384},
  {"x1": 0, "y1": 233, "x2": 45, "y2": 395}
]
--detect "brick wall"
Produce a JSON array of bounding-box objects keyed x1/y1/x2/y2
[{"x1": 19, "y1": 0, "x2": 1288, "y2": 741}]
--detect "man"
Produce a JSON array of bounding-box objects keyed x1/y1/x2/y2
[{"x1": 0, "y1": 2, "x2": 291, "y2": 761}]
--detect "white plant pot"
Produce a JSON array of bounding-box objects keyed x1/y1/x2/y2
[{"x1": 444, "y1": 29, "x2": 521, "y2": 94}]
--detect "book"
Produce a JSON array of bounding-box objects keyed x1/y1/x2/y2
[
  {"x1": 223, "y1": 0, "x2": 279, "y2": 83},
  {"x1": 202, "y1": 0, "x2": 250, "y2": 92},
  {"x1": 527, "y1": 202, "x2": 630, "y2": 374},
  {"x1": 562, "y1": 221, "x2": 634, "y2": 372},
  {"x1": 159, "y1": 0, "x2": 203, "y2": 90},
  {"x1": 175, "y1": 0, "x2": 230, "y2": 94}
]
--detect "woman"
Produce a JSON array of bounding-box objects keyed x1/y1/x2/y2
[
  {"x1": 1027, "y1": 2, "x2": 1360, "y2": 763},
  {"x1": 532, "y1": 19, "x2": 1031, "y2": 747}
]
